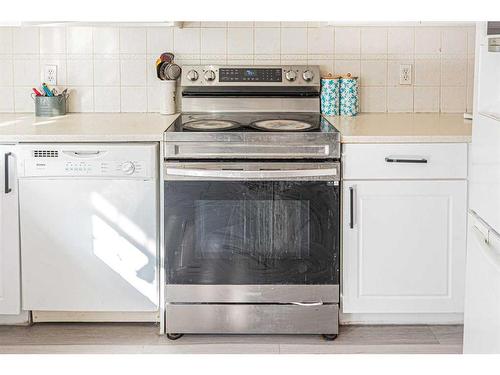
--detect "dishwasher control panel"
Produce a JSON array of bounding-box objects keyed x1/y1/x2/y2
[
  {"x1": 17, "y1": 143, "x2": 158, "y2": 179},
  {"x1": 24, "y1": 160, "x2": 147, "y2": 177}
]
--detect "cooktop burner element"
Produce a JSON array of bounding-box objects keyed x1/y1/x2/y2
[
  {"x1": 250, "y1": 119, "x2": 314, "y2": 132},
  {"x1": 183, "y1": 119, "x2": 241, "y2": 131}
]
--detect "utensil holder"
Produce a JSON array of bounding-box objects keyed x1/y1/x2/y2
[
  {"x1": 160, "y1": 80, "x2": 177, "y2": 115},
  {"x1": 32, "y1": 94, "x2": 68, "y2": 116}
]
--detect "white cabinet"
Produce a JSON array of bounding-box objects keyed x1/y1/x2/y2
[
  {"x1": 342, "y1": 143, "x2": 468, "y2": 317},
  {"x1": 0, "y1": 146, "x2": 21, "y2": 314}
]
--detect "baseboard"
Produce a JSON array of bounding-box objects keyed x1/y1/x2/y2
[
  {"x1": 0, "y1": 311, "x2": 30, "y2": 325},
  {"x1": 32, "y1": 311, "x2": 159, "y2": 323},
  {"x1": 340, "y1": 312, "x2": 464, "y2": 325}
]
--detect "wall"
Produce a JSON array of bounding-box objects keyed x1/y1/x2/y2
[{"x1": 0, "y1": 22, "x2": 475, "y2": 113}]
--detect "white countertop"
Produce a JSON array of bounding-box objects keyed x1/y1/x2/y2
[
  {"x1": 0, "y1": 113, "x2": 179, "y2": 143},
  {"x1": 0, "y1": 112, "x2": 471, "y2": 144},
  {"x1": 324, "y1": 113, "x2": 472, "y2": 143}
]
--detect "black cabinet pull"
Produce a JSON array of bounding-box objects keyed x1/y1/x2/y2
[
  {"x1": 4, "y1": 152, "x2": 12, "y2": 194},
  {"x1": 385, "y1": 157, "x2": 428, "y2": 164},
  {"x1": 349, "y1": 186, "x2": 354, "y2": 229}
]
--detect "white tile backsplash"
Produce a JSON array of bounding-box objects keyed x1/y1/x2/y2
[
  {"x1": 121, "y1": 86, "x2": 147, "y2": 112},
  {"x1": 335, "y1": 27, "x2": 361, "y2": 55},
  {"x1": 66, "y1": 27, "x2": 93, "y2": 54},
  {"x1": 201, "y1": 28, "x2": 226, "y2": 55},
  {"x1": 388, "y1": 28, "x2": 414, "y2": 55},
  {"x1": 307, "y1": 27, "x2": 334, "y2": 55},
  {"x1": 0, "y1": 28, "x2": 13, "y2": 55},
  {"x1": 147, "y1": 27, "x2": 173, "y2": 55},
  {"x1": 67, "y1": 58, "x2": 93, "y2": 86},
  {"x1": 441, "y1": 86, "x2": 466, "y2": 112},
  {"x1": 387, "y1": 86, "x2": 414, "y2": 112},
  {"x1": 415, "y1": 28, "x2": 441, "y2": 55},
  {"x1": 0, "y1": 59, "x2": 13, "y2": 86},
  {"x1": 441, "y1": 58, "x2": 467, "y2": 86},
  {"x1": 14, "y1": 87, "x2": 33, "y2": 112},
  {"x1": 0, "y1": 88, "x2": 14, "y2": 112},
  {"x1": 94, "y1": 86, "x2": 120, "y2": 112},
  {"x1": 360, "y1": 87, "x2": 386, "y2": 112},
  {"x1": 1, "y1": 22, "x2": 474, "y2": 113},
  {"x1": 40, "y1": 27, "x2": 66, "y2": 54},
  {"x1": 13, "y1": 27, "x2": 39, "y2": 54},
  {"x1": 281, "y1": 28, "x2": 308, "y2": 55},
  {"x1": 94, "y1": 59, "x2": 120, "y2": 86},
  {"x1": 360, "y1": 60, "x2": 387, "y2": 86},
  {"x1": 173, "y1": 27, "x2": 201, "y2": 55},
  {"x1": 94, "y1": 27, "x2": 120, "y2": 54},
  {"x1": 255, "y1": 28, "x2": 280, "y2": 55},
  {"x1": 361, "y1": 27, "x2": 387, "y2": 55},
  {"x1": 227, "y1": 28, "x2": 254, "y2": 54},
  {"x1": 67, "y1": 86, "x2": 94, "y2": 112},
  {"x1": 120, "y1": 58, "x2": 147, "y2": 86},
  {"x1": 414, "y1": 86, "x2": 440, "y2": 112},
  {"x1": 415, "y1": 59, "x2": 441, "y2": 86},
  {"x1": 441, "y1": 28, "x2": 467, "y2": 55},
  {"x1": 120, "y1": 28, "x2": 147, "y2": 54},
  {"x1": 13, "y1": 58, "x2": 40, "y2": 86}
]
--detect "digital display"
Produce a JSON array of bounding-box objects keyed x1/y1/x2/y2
[
  {"x1": 219, "y1": 68, "x2": 282, "y2": 82},
  {"x1": 245, "y1": 69, "x2": 257, "y2": 77}
]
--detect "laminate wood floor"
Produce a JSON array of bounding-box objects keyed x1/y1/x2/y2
[{"x1": 0, "y1": 323, "x2": 463, "y2": 354}]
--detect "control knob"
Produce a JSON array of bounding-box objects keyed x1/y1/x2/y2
[
  {"x1": 186, "y1": 70, "x2": 199, "y2": 81},
  {"x1": 302, "y1": 70, "x2": 315, "y2": 82},
  {"x1": 204, "y1": 70, "x2": 216, "y2": 81},
  {"x1": 121, "y1": 161, "x2": 136, "y2": 175},
  {"x1": 285, "y1": 70, "x2": 297, "y2": 81}
]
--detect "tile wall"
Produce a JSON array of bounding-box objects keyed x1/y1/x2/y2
[{"x1": 0, "y1": 22, "x2": 475, "y2": 113}]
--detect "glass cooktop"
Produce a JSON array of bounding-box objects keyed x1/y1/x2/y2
[{"x1": 171, "y1": 112, "x2": 339, "y2": 133}]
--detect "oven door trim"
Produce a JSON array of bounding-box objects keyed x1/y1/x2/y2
[
  {"x1": 163, "y1": 161, "x2": 340, "y2": 181},
  {"x1": 165, "y1": 284, "x2": 339, "y2": 304}
]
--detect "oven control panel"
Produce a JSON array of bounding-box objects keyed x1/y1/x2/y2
[
  {"x1": 181, "y1": 65, "x2": 320, "y2": 86},
  {"x1": 219, "y1": 68, "x2": 282, "y2": 82}
]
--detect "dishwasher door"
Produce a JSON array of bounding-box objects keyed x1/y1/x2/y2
[{"x1": 19, "y1": 178, "x2": 158, "y2": 312}]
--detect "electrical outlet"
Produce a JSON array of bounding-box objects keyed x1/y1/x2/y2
[
  {"x1": 399, "y1": 64, "x2": 412, "y2": 85},
  {"x1": 44, "y1": 65, "x2": 57, "y2": 85}
]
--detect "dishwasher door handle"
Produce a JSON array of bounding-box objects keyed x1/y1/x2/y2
[
  {"x1": 4, "y1": 152, "x2": 12, "y2": 194},
  {"x1": 385, "y1": 156, "x2": 428, "y2": 164}
]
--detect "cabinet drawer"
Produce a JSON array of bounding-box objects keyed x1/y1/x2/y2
[{"x1": 342, "y1": 143, "x2": 468, "y2": 180}]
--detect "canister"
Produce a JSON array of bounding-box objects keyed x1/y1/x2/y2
[
  {"x1": 339, "y1": 75, "x2": 359, "y2": 116},
  {"x1": 320, "y1": 74, "x2": 341, "y2": 116}
]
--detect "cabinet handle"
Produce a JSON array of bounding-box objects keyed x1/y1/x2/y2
[
  {"x1": 4, "y1": 152, "x2": 12, "y2": 194},
  {"x1": 349, "y1": 186, "x2": 354, "y2": 229},
  {"x1": 385, "y1": 157, "x2": 428, "y2": 164}
]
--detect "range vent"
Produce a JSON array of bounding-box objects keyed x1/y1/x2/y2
[{"x1": 33, "y1": 150, "x2": 59, "y2": 158}]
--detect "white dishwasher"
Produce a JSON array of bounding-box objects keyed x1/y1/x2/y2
[{"x1": 17, "y1": 143, "x2": 159, "y2": 312}]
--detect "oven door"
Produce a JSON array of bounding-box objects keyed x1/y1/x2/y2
[{"x1": 164, "y1": 162, "x2": 340, "y2": 291}]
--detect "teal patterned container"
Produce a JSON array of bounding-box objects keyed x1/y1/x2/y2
[
  {"x1": 320, "y1": 75, "x2": 341, "y2": 116},
  {"x1": 339, "y1": 76, "x2": 359, "y2": 116}
]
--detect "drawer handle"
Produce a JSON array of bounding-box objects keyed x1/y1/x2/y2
[
  {"x1": 4, "y1": 152, "x2": 12, "y2": 194},
  {"x1": 349, "y1": 186, "x2": 354, "y2": 229},
  {"x1": 385, "y1": 157, "x2": 428, "y2": 164}
]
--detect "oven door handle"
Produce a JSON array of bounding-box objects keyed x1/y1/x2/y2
[
  {"x1": 165, "y1": 167, "x2": 338, "y2": 180},
  {"x1": 290, "y1": 302, "x2": 324, "y2": 306}
]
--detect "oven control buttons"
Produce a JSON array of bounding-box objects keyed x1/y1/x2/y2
[
  {"x1": 204, "y1": 70, "x2": 216, "y2": 81},
  {"x1": 121, "y1": 161, "x2": 136, "y2": 175},
  {"x1": 303, "y1": 70, "x2": 314, "y2": 82},
  {"x1": 186, "y1": 70, "x2": 199, "y2": 81},
  {"x1": 285, "y1": 70, "x2": 297, "y2": 81}
]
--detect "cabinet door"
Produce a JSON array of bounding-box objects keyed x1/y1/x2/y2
[
  {"x1": 342, "y1": 180, "x2": 467, "y2": 313},
  {"x1": 0, "y1": 146, "x2": 20, "y2": 314}
]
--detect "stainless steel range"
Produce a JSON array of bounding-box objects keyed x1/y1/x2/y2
[{"x1": 163, "y1": 65, "x2": 340, "y2": 340}]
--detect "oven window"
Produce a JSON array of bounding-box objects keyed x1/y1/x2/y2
[{"x1": 165, "y1": 181, "x2": 339, "y2": 285}]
